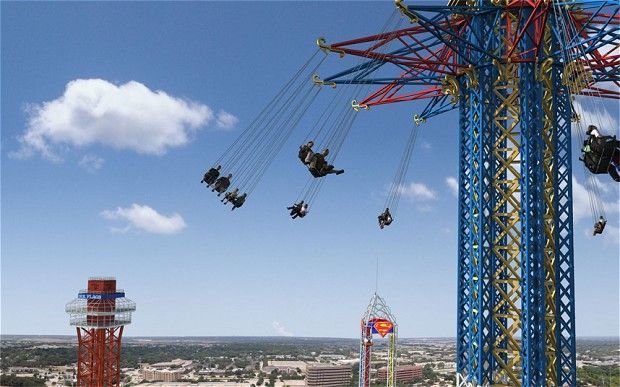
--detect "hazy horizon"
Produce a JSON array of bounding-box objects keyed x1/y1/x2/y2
[{"x1": 3, "y1": 334, "x2": 619, "y2": 340}]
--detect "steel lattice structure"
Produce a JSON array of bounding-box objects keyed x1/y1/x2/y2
[
  {"x1": 66, "y1": 277, "x2": 136, "y2": 387},
  {"x1": 359, "y1": 293, "x2": 398, "y2": 387},
  {"x1": 319, "y1": 1, "x2": 619, "y2": 386}
]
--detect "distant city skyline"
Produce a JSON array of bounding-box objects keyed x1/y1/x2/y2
[
  {"x1": 3, "y1": 335, "x2": 617, "y2": 385},
  {"x1": 1, "y1": 1, "x2": 618, "y2": 339}
]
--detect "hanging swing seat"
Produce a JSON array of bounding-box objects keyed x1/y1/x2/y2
[
  {"x1": 201, "y1": 167, "x2": 220, "y2": 186},
  {"x1": 298, "y1": 142, "x2": 315, "y2": 166},
  {"x1": 581, "y1": 135, "x2": 619, "y2": 174},
  {"x1": 378, "y1": 208, "x2": 393, "y2": 229},
  {"x1": 593, "y1": 217, "x2": 607, "y2": 236}
]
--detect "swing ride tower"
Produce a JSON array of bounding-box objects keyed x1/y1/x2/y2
[
  {"x1": 316, "y1": 0, "x2": 620, "y2": 385},
  {"x1": 359, "y1": 293, "x2": 398, "y2": 387},
  {"x1": 65, "y1": 277, "x2": 136, "y2": 387}
]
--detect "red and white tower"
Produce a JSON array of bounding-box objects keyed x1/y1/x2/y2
[{"x1": 66, "y1": 277, "x2": 136, "y2": 387}]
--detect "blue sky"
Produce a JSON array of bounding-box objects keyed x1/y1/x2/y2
[{"x1": 1, "y1": 2, "x2": 618, "y2": 338}]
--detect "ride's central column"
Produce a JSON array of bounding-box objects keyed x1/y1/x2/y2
[
  {"x1": 549, "y1": 26, "x2": 576, "y2": 387},
  {"x1": 456, "y1": 6, "x2": 521, "y2": 386},
  {"x1": 519, "y1": 57, "x2": 547, "y2": 387},
  {"x1": 518, "y1": 12, "x2": 576, "y2": 387}
]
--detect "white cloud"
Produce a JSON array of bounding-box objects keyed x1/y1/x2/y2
[
  {"x1": 445, "y1": 176, "x2": 458, "y2": 197},
  {"x1": 601, "y1": 224, "x2": 620, "y2": 246},
  {"x1": 572, "y1": 176, "x2": 592, "y2": 222},
  {"x1": 416, "y1": 203, "x2": 434, "y2": 212},
  {"x1": 101, "y1": 204, "x2": 186, "y2": 234},
  {"x1": 272, "y1": 321, "x2": 293, "y2": 337},
  {"x1": 13, "y1": 79, "x2": 214, "y2": 160},
  {"x1": 398, "y1": 182, "x2": 437, "y2": 201},
  {"x1": 78, "y1": 154, "x2": 104, "y2": 172},
  {"x1": 420, "y1": 141, "x2": 432, "y2": 149},
  {"x1": 580, "y1": 223, "x2": 620, "y2": 247},
  {"x1": 572, "y1": 175, "x2": 619, "y2": 222},
  {"x1": 215, "y1": 110, "x2": 239, "y2": 130}
]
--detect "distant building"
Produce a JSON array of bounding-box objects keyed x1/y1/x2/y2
[
  {"x1": 335, "y1": 358, "x2": 360, "y2": 366},
  {"x1": 141, "y1": 368, "x2": 184, "y2": 382},
  {"x1": 441, "y1": 362, "x2": 457, "y2": 370},
  {"x1": 318, "y1": 354, "x2": 346, "y2": 361},
  {"x1": 263, "y1": 365, "x2": 299, "y2": 375},
  {"x1": 8, "y1": 367, "x2": 38, "y2": 373},
  {"x1": 377, "y1": 365, "x2": 422, "y2": 383},
  {"x1": 197, "y1": 368, "x2": 226, "y2": 376},
  {"x1": 150, "y1": 359, "x2": 193, "y2": 369},
  {"x1": 268, "y1": 360, "x2": 308, "y2": 372},
  {"x1": 305, "y1": 364, "x2": 352, "y2": 386}
]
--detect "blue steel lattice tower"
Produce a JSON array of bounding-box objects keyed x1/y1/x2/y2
[{"x1": 317, "y1": 0, "x2": 619, "y2": 385}]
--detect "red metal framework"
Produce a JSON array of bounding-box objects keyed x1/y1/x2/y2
[
  {"x1": 361, "y1": 324, "x2": 372, "y2": 387},
  {"x1": 66, "y1": 278, "x2": 136, "y2": 387},
  {"x1": 322, "y1": 0, "x2": 620, "y2": 109},
  {"x1": 76, "y1": 326, "x2": 124, "y2": 387}
]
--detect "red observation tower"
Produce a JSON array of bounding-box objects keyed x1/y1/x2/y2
[{"x1": 65, "y1": 277, "x2": 136, "y2": 387}]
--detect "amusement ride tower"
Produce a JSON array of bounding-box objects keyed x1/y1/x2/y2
[
  {"x1": 317, "y1": 0, "x2": 619, "y2": 385},
  {"x1": 359, "y1": 293, "x2": 398, "y2": 387},
  {"x1": 65, "y1": 277, "x2": 136, "y2": 387},
  {"x1": 197, "y1": 0, "x2": 618, "y2": 384}
]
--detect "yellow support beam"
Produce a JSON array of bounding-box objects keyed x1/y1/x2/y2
[
  {"x1": 491, "y1": 60, "x2": 522, "y2": 387},
  {"x1": 541, "y1": 31, "x2": 558, "y2": 387},
  {"x1": 387, "y1": 331, "x2": 397, "y2": 387}
]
